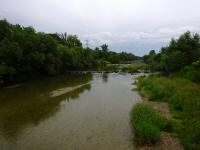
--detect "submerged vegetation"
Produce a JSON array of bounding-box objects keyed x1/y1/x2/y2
[{"x1": 0, "y1": 19, "x2": 140, "y2": 86}]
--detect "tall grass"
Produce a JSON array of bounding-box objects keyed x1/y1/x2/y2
[
  {"x1": 131, "y1": 103, "x2": 170, "y2": 145},
  {"x1": 137, "y1": 75, "x2": 200, "y2": 150}
]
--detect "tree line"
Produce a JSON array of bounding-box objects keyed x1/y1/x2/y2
[
  {"x1": 0, "y1": 19, "x2": 139, "y2": 85},
  {"x1": 141, "y1": 31, "x2": 200, "y2": 149},
  {"x1": 143, "y1": 31, "x2": 200, "y2": 82}
]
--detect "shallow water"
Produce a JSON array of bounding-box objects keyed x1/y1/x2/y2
[{"x1": 0, "y1": 73, "x2": 141, "y2": 150}]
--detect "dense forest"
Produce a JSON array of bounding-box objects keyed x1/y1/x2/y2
[
  {"x1": 143, "y1": 31, "x2": 200, "y2": 82},
  {"x1": 0, "y1": 19, "x2": 139, "y2": 85}
]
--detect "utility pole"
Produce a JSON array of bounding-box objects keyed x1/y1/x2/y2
[{"x1": 85, "y1": 39, "x2": 89, "y2": 48}]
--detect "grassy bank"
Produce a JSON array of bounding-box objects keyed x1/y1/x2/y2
[
  {"x1": 136, "y1": 75, "x2": 200, "y2": 150},
  {"x1": 131, "y1": 103, "x2": 170, "y2": 145},
  {"x1": 121, "y1": 62, "x2": 148, "y2": 73}
]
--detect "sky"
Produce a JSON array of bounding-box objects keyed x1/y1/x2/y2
[{"x1": 0, "y1": 0, "x2": 200, "y2": 56}]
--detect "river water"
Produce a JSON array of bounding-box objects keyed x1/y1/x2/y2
[{"x1": 0, "y1": 73, "x2": 141, "y2": 150}]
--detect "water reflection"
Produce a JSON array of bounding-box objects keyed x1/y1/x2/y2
[
  {"x1": 0, "y1": 74, "x2": 92, "y2": 139},
  {"x1": 102, "y1": 73, "x2": 108, "y2": 82}
]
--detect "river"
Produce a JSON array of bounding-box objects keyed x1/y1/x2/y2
[{"x1": 0, "y1": 73, "x2": 141, "y2": 150}]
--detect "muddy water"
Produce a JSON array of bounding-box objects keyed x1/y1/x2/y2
[{"x1": 0, "y1": 73, "x2": 141, "y2": 150}]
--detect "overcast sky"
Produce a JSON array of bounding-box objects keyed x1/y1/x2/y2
[{"x1": 1, "y1": 0, "x2": 200, "y2": 56}]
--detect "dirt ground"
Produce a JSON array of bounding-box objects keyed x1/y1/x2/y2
[
  {"x1": 143, "y1": 99, "x2": 171, "y2": 118},
  {"x1": 137, "y1": 132, "x2": 183, "y2": 150}
]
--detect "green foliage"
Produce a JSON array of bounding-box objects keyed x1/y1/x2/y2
[
  {"x1": 138, "y1": 76, "x2": 200, "y2": 150},
  {"x1": 94, "y1": 47, "x2": 139, "y2": 64},
  {"x1": 144, "y1": 31, "x2": 200, "y2": 73},
  {"x1": 0, "y1": 20, "x2": 12, "y2": 41},
  {"x1": 141, "y1": 30, "x2": 200, "y2": 149},
  {"x1": 131, "y1": 103, "x2": 170, "y2": 145},
  {"x1": 178, "y1": 60, "x2": 200, "y2": 83},
  {"x1": 134, "y1": 121, "x2": 160, "y2": 144},
  {"x1": 121, "y1": 62, "x2": 148, "y2": 73},
  {"x1": 143, "y1": 50, "x2": 162, "y2": 71},
  {"x1": 96, "y1": 60, "x2": 110, "y2": 70},
  {"x1": 66, "y1": 35, "x2": 82, "y2": 48},
  {"x1": 0, "y1": 63, "x2": 8, "y2": 84},
  {"x1": 0, "y1": 19, "x2": 139, "y2": 85},
  {"x1": 138, "y1": 76, "x2": 174, "y2": 101},
  {"x1": 101, "y1": 44, "x2": 108, "y2": 52}
]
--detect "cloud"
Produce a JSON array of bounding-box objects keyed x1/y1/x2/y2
[
  {"x1": 1, "y1": 0, "x2": 200, "y2": 56},
  {"x1": 80, "y1": 26, "x2": 200, "y2": 55}
]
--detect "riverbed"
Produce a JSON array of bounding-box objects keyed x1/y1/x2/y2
[{"x1": 0, "y1": 73, "x2": 141, "y2": 150}]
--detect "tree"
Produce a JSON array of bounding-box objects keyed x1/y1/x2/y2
[
  {"x1": 0, "y1": 63, "x2": 8, "y2": 84},
  {"x1": 101, "y1": 44, "x2": 108, "y2": 52},
  {"x1": 66, "y1": 35, "x2": 82, "y2": 48},
  {"x1": 0, "y1": 19, "x2": 139, "y2": 85},
  {"x1": 161, "y1": 51, "x2": 185, "y2": 73},
  {"x1": 0, "y1": 39, "x2": 22, "y2": 67},
  {"x1": 144, "y1": 31, "x2": 200, "y2": 73},
  {"x1": 0, "y1": 19, "x2": 12, "y2": 41}
]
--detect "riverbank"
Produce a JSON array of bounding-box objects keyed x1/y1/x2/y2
[
  {"x1": 133, "y1": 75, "x2": 200, "y2": 150},
  {"x1": 131, "y1": 100, "x2": 183, "y2": 150}
]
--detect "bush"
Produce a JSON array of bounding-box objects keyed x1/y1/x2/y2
[
  {"x1": 180, "y1": 60, "x2": 200, "y2": 83},
  {"x1": 137, "y1": 76, "x2": 174, "y2": 101},
  {"x1": 131, "y1": 103, "x2": 170, "y2": 145},
  {"x1": 134, "y1": 121, "x2": 160, "y2": 144}
]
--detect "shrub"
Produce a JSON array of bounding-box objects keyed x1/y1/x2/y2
[
  {"x1": 138, "y1": 76, "x2": 174, "y2": 101},
  {"x1": 131, "y1": 103, "x2": 170, "y2": 145},
  {"x1": 181, "y1": 60, "x2": 200, "y2": 83},
  {"x1": 134, "y1": 121, "x2": 160, "y2": 144}
]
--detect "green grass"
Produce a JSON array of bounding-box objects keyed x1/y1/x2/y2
[
  {"x1": 137, "y1": 75, "x2": 200, "y2": 150},
  {"x1": 121, "y1": 62, "x2": 148, "y2": 73},
  {"x1": 98, "y1": 65, "x2": 119, "y2": 72},
  {"x1": 131, "y1": 103, "x2": 170, "y2": 145}
]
